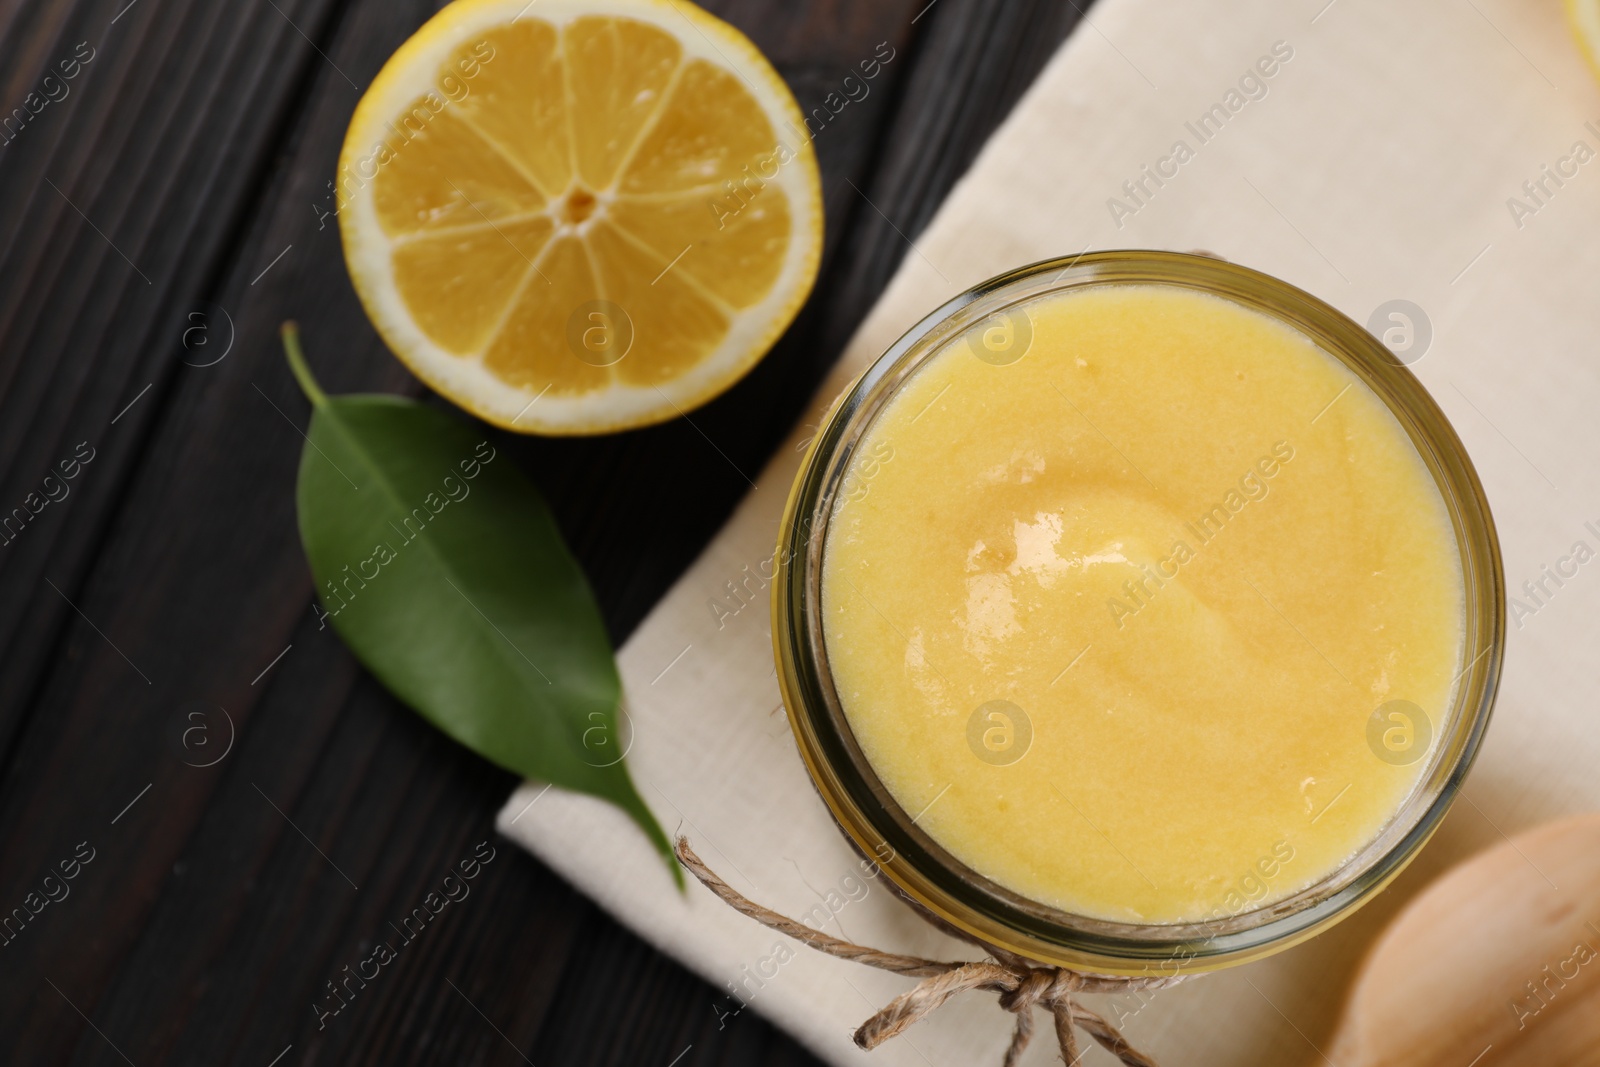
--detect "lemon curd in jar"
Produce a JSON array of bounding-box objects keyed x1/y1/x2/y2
[{"x1": 818, "y1": 283, "x2": 1465, "y2": 924}]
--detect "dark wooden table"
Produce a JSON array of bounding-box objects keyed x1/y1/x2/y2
[{"x1": 0, "y1": 0, "x2": 1088, "y2": 1062}]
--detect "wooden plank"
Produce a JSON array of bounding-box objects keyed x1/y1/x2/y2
[
  {"x1": 0, "y1": 0, "x2": 1088, "y2": 1063},
  {"x1": 0, "y1": 0, "x2": 350, "y2": 754}
]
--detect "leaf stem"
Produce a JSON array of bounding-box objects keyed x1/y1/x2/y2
[{"x1": 280, "y1": 321, "x2": 328, "y2": 409}]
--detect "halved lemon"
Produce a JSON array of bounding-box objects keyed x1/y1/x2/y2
[{"x1": 337, "y1": 0, "x2": 822, "y2": 434}]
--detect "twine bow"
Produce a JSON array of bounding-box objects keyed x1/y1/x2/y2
[{"x1": 676, "y1": 838, "x2": 1182, "y2": 1066}]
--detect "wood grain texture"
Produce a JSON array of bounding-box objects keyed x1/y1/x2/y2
[{"x1": 0, "y1": 0, "x2": 1087, "y2": 1063}]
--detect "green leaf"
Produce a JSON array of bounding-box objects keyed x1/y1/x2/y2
[{"x1": 281, "y1": 323, "x2": 678, "y2": 884}]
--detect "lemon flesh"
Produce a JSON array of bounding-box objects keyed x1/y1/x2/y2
[{"x1": 339, "y1": 0, "x2": 822, "y2": 434}]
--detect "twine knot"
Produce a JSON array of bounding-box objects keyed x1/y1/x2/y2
[
  {"x1": 675, "y1": 837, "x2": 1182, "y2": 1067},
  {"x1": 998, "y1": 965, "x2": 1080, "y2": 1014}
]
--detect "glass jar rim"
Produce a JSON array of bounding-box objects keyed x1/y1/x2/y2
[{"x1": 771, "y1": 250, "x2": 1505, "y2": 974}]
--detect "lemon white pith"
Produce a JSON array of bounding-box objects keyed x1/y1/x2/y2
[{"x1": 338, "y1": 0, "x2": 822, "y2": 434}]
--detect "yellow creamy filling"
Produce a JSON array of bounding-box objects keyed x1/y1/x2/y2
[{"x1": 820, "y1": 284, "x2": 1463, "y2": 923}]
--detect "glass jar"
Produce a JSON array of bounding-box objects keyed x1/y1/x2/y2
[{"x1": 771, "y1": 251, "x2": 1504, "y2": 975}]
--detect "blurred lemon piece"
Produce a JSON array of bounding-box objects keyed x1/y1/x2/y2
[
  {"x1": 1570, "y1": 0, "x2": 1600, "y2": 82},
  {"x1": 338, "y1": 0, "x2": 822, "y2": 434}
]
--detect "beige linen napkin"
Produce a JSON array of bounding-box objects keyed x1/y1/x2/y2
[{"x1": 499, "y1": 0, "x2": 1600, "y2": 1061}]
